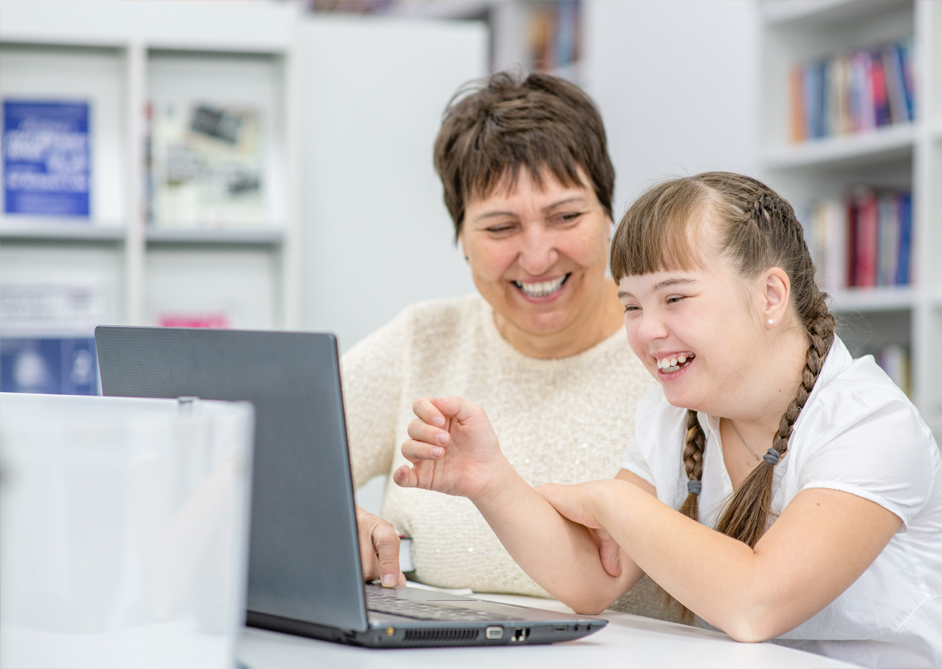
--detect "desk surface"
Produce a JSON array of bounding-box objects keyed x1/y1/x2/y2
[{"x1": 238, "y1": 591, "x2": 858, "y2": 669}]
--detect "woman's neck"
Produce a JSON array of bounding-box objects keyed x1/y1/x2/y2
[{"x1": 494, "y1": 281, "x2": 625, "y2": 359}]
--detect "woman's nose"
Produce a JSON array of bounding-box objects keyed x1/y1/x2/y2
[{"x1": 517, "y1": 227, "x2": 559, "y2": 276}]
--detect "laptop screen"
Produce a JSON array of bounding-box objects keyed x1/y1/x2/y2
[{"x1": 95, "y1": 326, "x2": 370, "y2": 632}]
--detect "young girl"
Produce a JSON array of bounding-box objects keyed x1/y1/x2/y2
[{"x1": 394, "y1": 172, "x2": 942, "y2": 668}]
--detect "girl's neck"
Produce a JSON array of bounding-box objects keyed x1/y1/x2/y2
[{"x1": 726, "y1": 322, "x2": 813, "y2": 438}]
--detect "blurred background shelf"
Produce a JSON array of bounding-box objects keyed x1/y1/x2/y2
[
  {"x1": 145, "y1": 227, "x2": 285, "y2": 247},
  {"x1": 764, "y1": 124, "x2": 915, "y2": 170}
]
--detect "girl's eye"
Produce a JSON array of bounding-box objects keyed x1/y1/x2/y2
[
  {"x1": 666, "y1": 295, "x2": 686, "y2": 304},
  {"x1": 623, "y1": 304, "x2": 640, "y2": 314}
]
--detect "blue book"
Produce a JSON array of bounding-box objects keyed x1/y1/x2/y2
[
  {"x1": 897, "y1": 191, "x2": 912, "y2": 286},
  {"x1": 898, "y1": 40, "x2": 916, "y2": 122},
  {"x1": 3, "y1": 100, "x2": 90, "y2": 217},
  {"x1": 0, "y1": 337, "x2": 98, "y2": 395}
]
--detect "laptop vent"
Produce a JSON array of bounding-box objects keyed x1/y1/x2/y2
[{"x1": 403, "y1": 628, "x2": 479, "y2": 644}]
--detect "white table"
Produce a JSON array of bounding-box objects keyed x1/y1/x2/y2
[{"x1": 238, "y1": 591, "x2": 859, "y2": 668}]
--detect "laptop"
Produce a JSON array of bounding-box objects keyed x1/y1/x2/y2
[{"x1": 95, "y1": 326, "x2": 607, "y2": 648}]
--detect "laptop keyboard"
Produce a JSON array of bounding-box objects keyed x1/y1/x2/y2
[{"x1": 366, "y1": 588, "x2": 515, "y2": 622}]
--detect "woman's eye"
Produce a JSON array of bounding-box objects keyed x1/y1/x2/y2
[
  {"x1": 666, "y1": 295, "x2": 686, "y2": 304},
  {"x1": 623, "y1": 304, "x2": 640, "y2": 314},
  {"x1": 554, "y1": 212, "x2": 582, "y2": 224},
  {"x1": 486, "y1": 224, "x2": 515, "y2": 234}
]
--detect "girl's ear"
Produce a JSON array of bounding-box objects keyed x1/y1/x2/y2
[{"x1": 762, "y1": 267, "x2": 790, "y2": 328}]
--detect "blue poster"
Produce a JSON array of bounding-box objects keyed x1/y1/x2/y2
[
  {"x1": 0, "y1": 337, "x2": 98, "y2": 395},
  {"x1": 3, "y1": 100, "x2": 90, "y2": 217}
]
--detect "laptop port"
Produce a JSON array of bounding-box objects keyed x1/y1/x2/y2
[
  {"x1": 511, "y1": 627, "x2": 529, "y2": 642},
  {"x1": 554, "y1": 624, "x2": 568, "y2": 632},
  {"x1": 485, "y1": 626, "x2": 503, "y2": 640}
]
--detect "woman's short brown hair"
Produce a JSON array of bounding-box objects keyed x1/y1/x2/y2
[{"x1": 434, "y1": 71, "x2": 615, "y2": 240}]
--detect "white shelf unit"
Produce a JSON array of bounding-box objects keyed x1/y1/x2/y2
[
  {"x1": 757, "y1": 0, "x2": 942, "y2": 434},
  {"x1": 0, "y1": 1, "x2": 301, "y2": 331}
]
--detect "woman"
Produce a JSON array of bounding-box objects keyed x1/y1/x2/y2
[
  {"x1": 344, "y1": 71, "x2": 664, "y2": 617},
  {"x1": 398, "y1": 172, "x2": 942, "y2": 667}
]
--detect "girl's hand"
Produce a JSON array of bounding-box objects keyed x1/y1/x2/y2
[
  {"x1": 395, "y1": 396, "x2": 511, "y2": 503},
  {"x1": 537, "y1": 481, "x2": 623, "y2": 578}
]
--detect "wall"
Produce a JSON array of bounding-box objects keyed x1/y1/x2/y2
[
  {"x1": 297, "y1": 16, "x2": 486, "y2": 351},
  {"x1": 582, "y1": 0, "x2": 762, "y2": 216}
]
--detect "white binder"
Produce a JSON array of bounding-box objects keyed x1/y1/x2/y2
[{"x1": 0, "y1": 392, "x2": 254, "y2": 669}]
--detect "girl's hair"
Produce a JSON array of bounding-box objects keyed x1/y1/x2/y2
[{"x1": 610, "y1": 172, "x2": 835, "y2": 619}]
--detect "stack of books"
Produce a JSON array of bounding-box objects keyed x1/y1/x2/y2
[
  {"x1": 801, "y1": 188, "x2": 912, "y2": 292},
  {"x1": 790, "y1": 37, "x2": 915, "y2": 142}
]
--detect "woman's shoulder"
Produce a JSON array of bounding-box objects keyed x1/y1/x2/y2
[
  {"x1": 398, "y1": 293, "x2": 487, "y2": 329},
  {"x1": 344, "y1": 294, "x2": 483, "y2": 359}
]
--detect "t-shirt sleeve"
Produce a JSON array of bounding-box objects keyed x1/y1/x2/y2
[
  {"x1": 341, "y1": 312, "x2": 409, "y2": 490},
  {"x1": 620, "y1": 386, "x2": 674, "y2": 489},
  {"x1": 796, "y1": 390, "x2": 938, "y2": 530},
  {"x1": 620, "y1": 435, "x2": 654, "y2": 486}
]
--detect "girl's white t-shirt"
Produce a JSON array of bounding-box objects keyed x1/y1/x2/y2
[{"x1": 620, "y1": 336, "x2": 942, "y2": 669}]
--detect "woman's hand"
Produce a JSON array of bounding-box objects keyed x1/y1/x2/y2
[
  {"x1": 537, "y1": 481, "x2": 623, "y2": 578},
  {"x1": 355, "y1": 505, "x2": 407, "y2": 588},
  {"x1": 395, "y1": 396, "x2": 511, "y2": 503}
]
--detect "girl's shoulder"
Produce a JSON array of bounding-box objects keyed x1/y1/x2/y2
[
  {"x1": 632, "y1": 386, "x2": 689, "y2": 455},
  {"x1": 799, "y1": 341, "x2": 924, "y2": 445}
]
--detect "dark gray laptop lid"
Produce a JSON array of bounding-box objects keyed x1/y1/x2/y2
[{"x1": 95, "y1": 326, "x2": 369, "y2": 632}]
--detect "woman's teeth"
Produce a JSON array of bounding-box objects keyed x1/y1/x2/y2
[
  {"x1": 515, "y1": 275, "x2": 568, "y2": 297},
  {"x1": 657, "y1": 355, "x2": 692, "y2": 372}
]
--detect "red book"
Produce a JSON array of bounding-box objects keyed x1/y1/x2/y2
[
  {"x1": 855, "y1": 190, "x2": 879, "y2": 287},
  {"x1": 870, "y1": 49, "x2": 891, "y2": 127},
  {"x1": 846, "y1": 196, "x2": 858, "y2": 287}
]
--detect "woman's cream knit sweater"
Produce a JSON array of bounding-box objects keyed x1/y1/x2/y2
[{"x1": 342, "y1": 294, "x2": 672, "y2": 620}]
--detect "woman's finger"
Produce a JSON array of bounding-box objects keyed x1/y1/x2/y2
[
  {"x1": 406, "y1": 417, "x2": 450, "y2": 446},
  {"x1": 401, "y1": 438, "x2": 444, "y2": 463}
]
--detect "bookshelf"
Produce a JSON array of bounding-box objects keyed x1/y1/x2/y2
[
  {"x1": 0, "y1": 1, "x2": 301, "y2": 332},
  {"x1": 757, "y1": 0, "x2": 942, "y2": 433}
]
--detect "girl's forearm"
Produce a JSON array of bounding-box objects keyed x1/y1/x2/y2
[{"x1": 470, "y1": 466, "x2": 642, "y2": 613}]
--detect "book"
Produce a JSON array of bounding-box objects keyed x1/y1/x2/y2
[
  {"x1": 804, "y1": 188, "x2": 911, "y2": 291},
  {"x1": 150, "y1": 101, "x2": 266, "y2": 229},
  {"x1": 874, "y1": 344, "x2": 910, "y2": 396},
  {"x1": 897, "y1": 192, "x2": 912, "y2": 286},
  {"x1": 0, "y1": 279, "x2": 104, "y2": 395},
  {"x1": 2, "y1": 99, "x2": 90, "y2": 218},
  {"x1": 789, "y1": 37, "x2": 915, "y2": 143},
  {"x1": 0, "y1": 336, "x2": 97, "y2": 394}
]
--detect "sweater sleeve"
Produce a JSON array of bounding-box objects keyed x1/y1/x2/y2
[{"x1": 341, "y1": 311, "x2": 410, "y2": 490}]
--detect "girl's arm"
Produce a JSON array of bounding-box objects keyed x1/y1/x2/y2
[
  {"x1": 542, "y1": 478, "x2": 901, "y2": 640},
  {"x1": 395, "y1": 396, "x2": 646, "y2": 613}
]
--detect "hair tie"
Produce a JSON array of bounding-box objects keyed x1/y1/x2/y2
[
  {"x1": 763, "y1": 448, "x2": 781, "y2": 466},
  {"x1": 686, "y1": 480, "x2": 702, "y2": 495}
]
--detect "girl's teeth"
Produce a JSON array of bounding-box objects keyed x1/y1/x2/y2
[{"x1": 678, "y1": 356, "x2": 686, "y2": 363}]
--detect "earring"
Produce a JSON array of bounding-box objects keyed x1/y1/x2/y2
[
  {"x1": 464, "y1": 255, "x2": 469, "y2": 262},
  {"x1": 768, "y1": 319, "x2": 774, "y2": 326}
]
